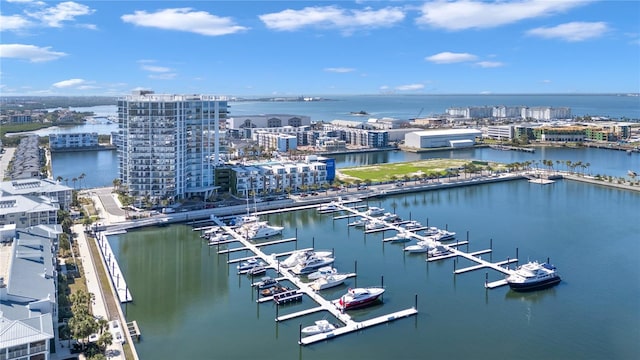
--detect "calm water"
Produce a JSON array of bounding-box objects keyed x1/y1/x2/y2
[
  {"x1": 51, "y1": 146, "x2": 639, "y2": 189},
  {"x1": 109, "y1": 180, "x2": 640, "y2": 359}
]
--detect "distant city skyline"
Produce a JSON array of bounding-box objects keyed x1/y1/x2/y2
[{"x1": 1, "y1": 0, "x2": 639, "y2": 96}]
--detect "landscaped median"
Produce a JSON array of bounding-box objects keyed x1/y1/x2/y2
[{"x1": 337, "y1": 159, "x2": 504, "y2": 183}]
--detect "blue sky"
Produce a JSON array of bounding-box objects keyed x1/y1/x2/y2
[{"x1": 1, "y1": 0, "x2": 639, "y2": 96}]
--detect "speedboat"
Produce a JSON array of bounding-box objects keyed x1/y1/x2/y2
[
  {"x1": 301, "y1": 320, "x2": 336, "y2": 336},
  {"x1": 261, "y1": 285, "x2": 290, "y2": 297},
  {"x1": 318, "y1": 202, "x2": 339, "y2": 212},
  {"x1": 365, "y1": 220, "x2": 387, "y2": 231},
  {"x1": 423, "y1": 226, "x2": 440, "y2": 236},
  {"x1": 404, "y1": 240, "x2": 435, "y2": 253},
  {"x1": 364, "y1": 206, "x2": 385, "y2": 217},
  {"x1": 428, "y1": 245, "x2": 451, "y2": 257},
  {"x1": 384, "y1": 231, "x2": 413, "y2": 243},
  {"x1": 400, "y1": 220, "x2": 422, "y2": 230},
  {"x1": 243, "y1": 222, "x2": 284, "y2": 240},
  {"x1": 246, "y1": 265, "x2": 266, "y2": 276},
  {"x1": 433, "y1": 229, "x2": 456, "y2": 241},
  {"x1": 254, "y1": 276, "x2": 278, "y2": 289},
  {"x1": 307, "y1": 266, "x2": 338, "y2": 280},
  {"x1": 350, "y1": 218, "x2": 369, "y2": 228},
  {"x1": 207, "y1": 232, "x2": 233, "y2": 245},
  {"x1": 231, "y1": 214, "x2": 260, "y2": 226},
  {"x1": 237, "y1": 258, "x2": 265, "y2": 272},
  {"x1": 292, "y1": 256, "x2": 335, "y2": 275},
  {"x1": 310, "y1": 274, "x2": 348, "y2": 291},
  {"x1": 335, "y1": 287, "x2": 385, "y2": 310},
  {"x1": 280, "y1": 250, "x2": 333, "y2": 269},
  {"x1": 380, "y1": 212, "x2": 400, "y2": 222},
  {"x1": 506, "y1": 261, "x2": 561, "y2": 292}
]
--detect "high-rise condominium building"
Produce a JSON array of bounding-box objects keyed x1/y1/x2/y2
[{"x1": 117, "y1": 90, "x2": 228, "y2": 203}]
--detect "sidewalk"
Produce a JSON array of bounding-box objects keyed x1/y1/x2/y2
[{"x1": 72, "y1": 224, "x2": 126, "y2": 360}]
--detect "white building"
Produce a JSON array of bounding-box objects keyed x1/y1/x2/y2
[
  {"x1": 230, "y1": 160, "x2": 328, "y2": 196},
  {"x1": 0, "y1": 224, "x2": 61, "y2": 360},
  {"x1": 117, "y1": 90, "x2": 228, "y2": 202},
  {"x1": 0, "y1": 179, "x2": 73, "y2": 210},
  {"x1": 404, "y1": 129, "x2": 482, "y2": 149},
  {"x1": 486, "y1": 125, "x2": 515, "y2": 140},
  {"x1": 0, "y1": 195, "x2": 59, "y2": 228},
  {"x1": 522, "y1": 107, "x2": 571, "y2": 120},
  {"x1": 227, "y1": 114, "x2": 311, "y2": 130},
  {"x1": 49, "y1": 133, "x2": 99, "y2": 150},
  {"x1": 255, "y1": 132, "x2": 298, "y2": 153}
]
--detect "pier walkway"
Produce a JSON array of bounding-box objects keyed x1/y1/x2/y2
[
  {"x1": 328, "y1": 202, "x2": 519, "y2": 289},
  {"x1": 207, "y1": 214, "x2": 418, "y2": 346}
]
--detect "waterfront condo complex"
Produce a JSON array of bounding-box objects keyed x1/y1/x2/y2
[{"x1": 116, "y1": 90, "x2": 228, "y2": 203}]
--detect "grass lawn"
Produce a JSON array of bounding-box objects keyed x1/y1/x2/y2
[{"x1": 338, "y1": 158, "x2": 503, "y2": 182}]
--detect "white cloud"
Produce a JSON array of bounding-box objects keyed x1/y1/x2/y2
[
  {"x1": 324, "y1": 67, "x2": 355, "y2": 73},
  {"x1": 26, "y1": 1, "x2": 95, "y2": 28},
  {"x1": 149, "y1": 73, "x2": 177, "y2": 80},
  {"x1": 417, "y1": 0, "x2": 591, "y2": 30},
  {"x1": 426, "y1": 52, "x2": 477, "y2": 64},
  {"x1": 0, "y1": 15, "x2": 33, "y2": 31},
  {"x1": 259, "y1": 6, "x2": 405, "y2": 32},
  {"x1": 396, "y1": 84, "x2": 425, "y2": 91},
  {"x1": 53, "y1": 78, "x2": 86, "y2": 88},
  {"x1": 121, "y1": 8, "x2": 248, "y2": 36},
  {"x1": 141, "y1": 65, "x2": 171, "y2": 73},
  {"x1": 0, "y1": 44, "x2": 67, "y2": 62},
  {"x1": 475, "y1": 61, "x2": 504, "y2": 68},
  {"x1": 527, "y1": 21, "x2": 608, "y2": 41}
]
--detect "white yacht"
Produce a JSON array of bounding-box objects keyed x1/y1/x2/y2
[
  {"x1": 310, "y1": 273, "x2": 348, "y2": 291},
  {"x1": 242, "y1": 221, "x2": 284, "y2": 240},
  {"x1": 307, "y1": 266, "x2": 338, "y2": 280},
  {"x1": 364, "y1": 206, "x2": 385, "y2": 217},
  {"x1": 301, "y1": 320, "x2": 336, "y2": 336},
  {"x1": 365, "y1": 220, "x2": 387, "y2": 231},
  {"x1": 280, "y1": 250, "x2": 333, "y2": 269},
  {"x1": 292, "y1": 255, "x2": 335, "y2": 275},
  {"x1": 433, "y1": 229, "x2": 456, "y2": 241},
  {"x1": 384, "y1": 231, "x2": 413, "y2": 243},
  {"x1": 506, "y1": 261, "x2": 561, "y2": 292},
  {"x1": 400, "y1": 220, "x2": 422, "y2": 230},
  {"x1": 427, "y1": 245, "x2": 451, "y2": 257},
  {"x1": 404, "y1": 240, "x2": 435, "y2": 253}
]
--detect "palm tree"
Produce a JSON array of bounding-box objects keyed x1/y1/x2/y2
[
  {"x1": 56, "y1": 175, "x2": 63, "y2": 183},
  {"x1": 72, "y1": 177, "x2": 78, "y2": 189},
  {"x1": 79, "y1": 173, "x2": 86, "y2": 189},
  {"x1": 112, "y1": 178, "x2": 121, "y2": 191}
]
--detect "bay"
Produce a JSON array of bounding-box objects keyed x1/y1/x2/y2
[{"x1": 108, "y1": 179, "x2": 640, "y2": 359}]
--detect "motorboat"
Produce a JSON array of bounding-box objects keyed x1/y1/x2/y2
[
  {"x1": 231, "y1": 214, "x2": 260, "y2": 226},
  {"x1": 243, "y1": 222, "x2": 284, "y2": 240},
  {"x1": 336, "y1": 287, "x2": 385, "y2": 310},
  {"x1": 280, "y1": 250, "x2": 333, "y2": 269},
  {"x1": 384, "y1": 231, "x2": 413, "y2": 243},
  {"x1": 433, "y1": 229, "x2": 456, "y2": 241},
  {"x1": 310, "y1": 273, "x2": 348, "y2": 291},
  {"x1": 246, "y1": 265, "x2": 266, "y2": 276},
  {"x1": 428, "y1": 245, "x2": 451, "y2": 257},
  {"x1": 254, "y1": 276, "x2": 279, "y2": 289},
  {"x1": 307, "y1": 266, "x2": 338, "y2": 280},
  {"x1": 380, "y1": 212, "x2": 400, "y2": 222},
  {"x1": 506, "y1": 261, "x2": 561, "y2": 292},
  {"x1": 365, "y1": 220, "x2": 387, "y2": 231},
  {"x1": 404, "y1": 240, "x2": 435, "y2": 253},
  {"x1": 423, "y1": 226, "x2": 440, "y2": 237},
  {"x1": 301, "y1": 320, "x2": 336, "y2": 336},
  {"x1": 350, "y1": 218, "x2": 369, "y2": 228},
  {"x1": 207, "y1": 232, "x2": 233, "y2": 245},
  {"x1": 261, "y1": 285, "x2": 290, "y2": 297},
  {"x1": 292, "y1": 255, "x2": 335, "y2": 275},
  {"x1": 364, "y1": 206, "x2": 385, "y2": 217},
  {"x1": 399, "y1": 220, "x2": 422, "y2": 230},
  {"x1": 201, "y1": 226, "x2": 221, "y2": 238},
  {"x1": 318, "y1": 202, "x2": 340, "y2": 212},
  {"x1": 237, "y1": 258, "x2": 265, "y2": 272}
]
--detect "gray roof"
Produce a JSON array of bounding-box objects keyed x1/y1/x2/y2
[
  {"x1": 6, "y1": 230, "x2": 56, "y2": 302},
  {"x1": 0, "y1": 312, "x2": 54, "y2": 349},
  {"x1": 0, "y1": 195, "x2": 59, "y2": 216},
  {"x1": 0, "y1": 178, "x2": 72, "y2": 196}
]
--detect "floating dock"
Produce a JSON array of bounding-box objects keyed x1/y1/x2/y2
[
  {"x1": 206, "y1": 212, "x2": 418, "y2": 346},
  {"x1": 96, "y1": 233, "x2": 132, "y2": 303}
]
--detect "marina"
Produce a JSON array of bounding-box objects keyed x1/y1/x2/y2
[{"x1": 108, "y1": 173, "x2": 640, "y2": 360}]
